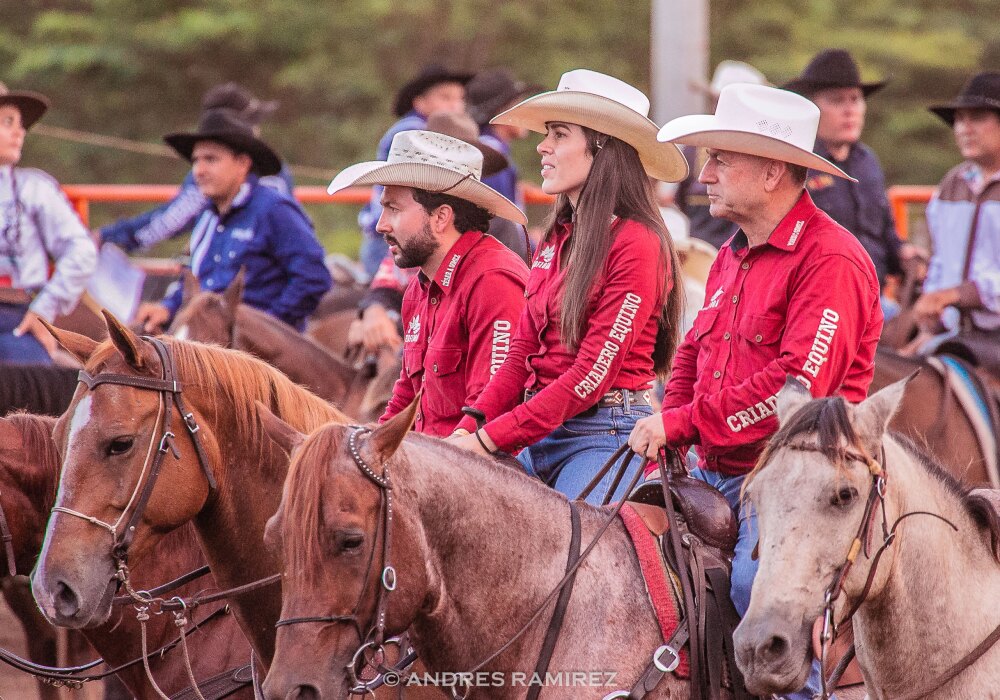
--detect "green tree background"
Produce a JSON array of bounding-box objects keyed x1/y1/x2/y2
[{"x1": 3, "y1": 0, "x2": 997, "y2": 252}]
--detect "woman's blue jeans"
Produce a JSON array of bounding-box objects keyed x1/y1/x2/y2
[
  {"x1": 518, "y1": 404, "x2": 653, "y2": 505},
  {"x1": 0, "y1": 303, "x2": 52, "y2": 365}
]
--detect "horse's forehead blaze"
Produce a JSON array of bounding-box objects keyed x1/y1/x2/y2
[{"x1": 65, "y1": 395, "x2": 94, "y2": 454}]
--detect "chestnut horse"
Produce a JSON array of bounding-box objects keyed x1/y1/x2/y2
[
  {"x1": 736, "y1": 378, "x2": 1000, "y2": 698},
  {"x1": 1, "y1": 412, "x2": 253, "y2": 699},
  {"x1": 168, "y1": 272, "x2": 390, "y2": 421},
  {"x1": 30, "y1": 315, "x2": 439, "y2": 698},
  {"x1": 257, "y1": 400, "x2": 722, "y2": 700}
]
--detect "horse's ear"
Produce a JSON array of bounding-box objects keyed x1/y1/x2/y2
[
  {"x1": 776, "y1": 376, "x2": 812, "y2": 426},
  {"x1": 180, "y1": 269, "x2": 201, "y2": 309},
  {"x1": 102, "y1": 309, "x2": 145, "y2": 369},
  {"x1": 254, "y1": 400, "x2": 304, "y2": 457},
  {"x1": 222, "y1": 267, "x2": 246, "y2": 311},
  {"x1": 0, "y1": 417, "x2": 24, "y2": 451},
  {"x1": 369, "y1": 393, "x2": 418, "y2": 462},
  {"x1": 37, "y1": 319, "x2": 99, "y2": 363},
  {"x1": 854, "y1": 374, "x2": 912, "y2": 447}
]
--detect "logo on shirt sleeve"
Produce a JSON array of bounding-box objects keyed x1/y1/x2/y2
[{"x1": 404, "y1": 315, "x2": 421, "y2": 344}]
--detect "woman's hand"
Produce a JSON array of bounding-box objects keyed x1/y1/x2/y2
[
  {"x1": 447, "y1": 430, "x2": 492, "y2": 457},
  {"x1": 13, "y1": 311, "x2": 56, "y2": 357},
  {"x1": 628, "y1": 413, "x2": 667, "y2": 461}
]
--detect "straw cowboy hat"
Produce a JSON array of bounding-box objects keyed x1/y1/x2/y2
[
  {"x1": 0, "y1": 82, "x2": 50, "y2": 129},
  {"x1": 393, "y1": 64, "x2": 474, "y2": 117},
  {"x1": 783, "y1": 49, "x2": 886, "y2": 97},
  {"x1": 490, "y1": 69, "x2": 688, "y2": 183},
  {"x1": 164, "y1": 108, "x2": 282, "y2": 176},
  {"x1": 327, "y1": 130, "x2": 526, "y2": 225},
  {"x1": 656, "y1": 83, "x2": 855, "y2": 181},
  {"x1": 424, "y1": 110, "x2": 508, "y2": 177},
  {"x1": 691, "y1": 60, "x2": 769, "y2": 98},
  {"x1": 929, "y1": 71, "x2": 1000, "y2": 126}
]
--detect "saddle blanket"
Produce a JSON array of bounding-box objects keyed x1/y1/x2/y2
[{"x1": 619, "y1": 502, "x2": 690, "y2": 678}]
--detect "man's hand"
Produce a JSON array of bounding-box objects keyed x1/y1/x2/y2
[
  {"x1": 135, "y1": 303, "x2": 172, "y2": 334},
  {"x1": 13, "y1": 311, "x2": 57, "y2": 358},
  {"x1": 628, "y1": 413, "x2": 667, "y2": 461},
  {"x1": 913, "y1": 287, "x2": 960, "y2": 326},
  {"x1": 360, "y1": 304, "x2": 402, "y2": 353}
]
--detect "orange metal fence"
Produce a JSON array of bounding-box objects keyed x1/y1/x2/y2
[
  {"x1": 886, "y1": 185, "x2": 934, "y2": 241},
  {"x1": 62, "y1": 183, "x2": 556, "y2": 227}
]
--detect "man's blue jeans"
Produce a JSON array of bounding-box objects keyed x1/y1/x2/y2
[
  {"x1": 0, "y1": 303, "x2": 52, "y2": 365},
  {"x1": 690, "y1": 467, "x2": 829, "y2": 700},
  {"x1": 518, "y1": 404, "x2": 653, "y2": 505}
]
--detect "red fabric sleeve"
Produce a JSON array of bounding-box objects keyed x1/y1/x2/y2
[{"x1": 661, "y1": 253, "x2": 877, "y2": 452}]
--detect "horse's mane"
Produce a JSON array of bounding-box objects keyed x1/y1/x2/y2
[
  {"x1": 89, "y1": 336, "x2": 348, "y2": 458},
  {"x1": 2, "y1": 412, "x2": 59, "y2": 505}
]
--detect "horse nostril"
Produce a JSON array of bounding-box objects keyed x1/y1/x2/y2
[
  {"x1": 286, "y1": 685, "x2": 320, "y2": 700},
  {"x1": 54, "y1": 580, "x2": 80, "y2": 618},
  {"x1": 760, "y1": 634, "x2": 789, "y2": 663}
]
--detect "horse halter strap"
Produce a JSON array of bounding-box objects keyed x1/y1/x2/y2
[
  {"x1": 0, "y1": 495, "x2": 18, "y2": 576},
  {"x1": 275, "y1": 426, "x2": 398, "y2": 692},
  {"x1": 51, "y1": 336, "x2": 217, "y2": 563}
]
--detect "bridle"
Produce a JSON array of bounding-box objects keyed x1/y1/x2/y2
[
  {"x1": 50, "y1": 336, "x2": 217, "y2": 574},
  {"x1": 0, "y1": 493, "x2": 18, "y2": 577},
  {"x1": 274, "y1": 425, "x2": 400, "y2": 695}
]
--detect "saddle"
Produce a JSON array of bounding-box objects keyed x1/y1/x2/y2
[{"x1": 626, "y1": 461, "x2": 752, "y2": 700}]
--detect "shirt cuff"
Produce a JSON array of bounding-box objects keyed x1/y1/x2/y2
[{"x1": 662, "y1": 405, "x2": 696, "y2": 447}]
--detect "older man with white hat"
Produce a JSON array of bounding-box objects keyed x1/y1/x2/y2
[
  {"x1": 628, "y1": 83, "x2": 882, "y2": 700},
  {"x1": 329, "y1": 129, "x2": 529, "y2": 437}
]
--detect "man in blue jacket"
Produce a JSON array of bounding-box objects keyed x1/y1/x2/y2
[{"x1": 134, "y1": 109, "x2": 331, "y2": 332}]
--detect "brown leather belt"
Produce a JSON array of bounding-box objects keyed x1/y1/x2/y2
[{"x1": 524, "y1": 387, "x2": 652, "y2": 415}]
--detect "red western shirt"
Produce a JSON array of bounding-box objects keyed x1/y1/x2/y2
[
  {"x1": 661, "y1": 191, "x2": 882, "y2": 476},
  {"x1": 458, "y1": 218, "x2": 670, "y2": 452},
  {"x1": 381, "y1": 231, "x2": 529, "y2": 436}
]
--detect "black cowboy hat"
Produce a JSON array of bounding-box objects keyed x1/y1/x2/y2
[
  {"x1": 163, "y1": 109, "x2": 282, "y2": 177},
  {"x1": 0, "y1": 82, "x2": 50, "y2": 129},
  {"x1": 783, "y1": 49, "x2": 886, "y2": 97},
  {"x1": 393, "y1": 64, "x2": 474, "y2": 117},
  {"x1": 929, "y1": 71, "x2": 1000, "y2": 126},
  {"x1": 465, "y1": 69, "x2": 542, "y2": 126},
  {"x1": 201, "y1": 82, "x2": 279, "y2": 125}
]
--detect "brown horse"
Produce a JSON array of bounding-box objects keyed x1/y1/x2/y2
[
  {"x1": 258, "y1": 400, "x2": 717, "y2": 700},
  {"x1": 1, "y1": 412, "x2": 253, "y2": 699},
  {"x1": 871, "y1": 347, "x2": 992, "y2": 485},
  {"x1": 169, "y1": 272, "x2": 388, "y2": 421}
]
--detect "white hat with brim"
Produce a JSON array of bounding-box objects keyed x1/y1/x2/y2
[
  {"x1": 490, "y1": 69, "x2": 688, "y2": 183},
  {"x1": 656, "y1": 83, "x2": 856, "y2": 182},
  {"x1": 328, "y1": 130, "x2": 526, "y2": 225}
]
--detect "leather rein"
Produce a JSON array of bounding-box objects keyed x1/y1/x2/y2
[{"x1": 787, "y1": 439, "x2": 1000, "y2": 700}]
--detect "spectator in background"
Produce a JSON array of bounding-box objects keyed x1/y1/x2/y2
[
  {"x1": 134, "y1": 110, "x2": 330, "y2": 333},
  {"x1": 675, "y1": 61, "x2": 769, "y2": 250},
  {"x1": 98, "y1": 82, "x2": 301, "y2": 252},
  {"x1": 0, "y1": 82, "x2": 97, "y2": 364},
  {"x1": 784, "y1": 49, "x2": 919, "y2": 319},
  {"x1": 357, "y1": 64, "x2": 471, "y2": 277}
]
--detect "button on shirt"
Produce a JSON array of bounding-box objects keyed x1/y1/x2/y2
[
  {"x1": 458, "y1": 218, "x2": 670, "y2": 452},
  {"x1": 661, "y1": 191, "x2": 882, "y2": 476},
  {"x1": 807, "y1": 141, "x2": 901, "y2": 286},
  {"x1": 0, "y1": 166, "x2": 97, "y2": 321},
  {"x1": 380, "y1": 232, "x2": 529, "y2": 437},
  {"x1": 161, "y1": 175, "x2": 331, "y2": 330}
]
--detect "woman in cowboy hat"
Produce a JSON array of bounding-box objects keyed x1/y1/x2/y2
[
  {"x1": 0, "y1": 82, "x2": 97, "y2": 365},
  {"x1": 450, "y1": 69, "x2": 688, "y2": 504}
]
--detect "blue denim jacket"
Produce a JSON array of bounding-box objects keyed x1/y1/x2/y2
[{"x1": 161, "y1": 175, "x2": 331, "y2": 330}]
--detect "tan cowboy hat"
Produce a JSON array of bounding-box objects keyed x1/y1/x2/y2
[
  {"x1": 327, "y1": 130, "x2": 526, "y2": 225},
  {"x1": 0, "y1": 82, "x2": 50, "y2": 129},
  {"x1": 490, "y1": 69, "x2": 688, "y2": 183},
  {"x1": 656, "y1": 83, "x2": 856, "y2": 181}
]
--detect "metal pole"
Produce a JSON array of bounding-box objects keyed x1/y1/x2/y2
[{"x1": 651, "y1": 0, "x2": 709, "y2": 123}]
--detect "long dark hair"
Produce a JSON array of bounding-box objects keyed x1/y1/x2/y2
[{"x1": 546, "y1": 127, "x2": 683, "y2": 376}]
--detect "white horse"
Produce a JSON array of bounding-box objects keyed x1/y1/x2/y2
[{"x1": 734, "y1": 377, "x2": 1000, "y2": 699}]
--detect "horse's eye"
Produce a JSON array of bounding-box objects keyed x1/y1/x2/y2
[
  {"x1": 335, "y1": 531, "x2": 365, "y2": 554},
  {"x1": 107, "y1": 437, "x2": 135, "y2": 456},
  {"x1": 830, "y1": 485, "x2": 858, "y2": 508}
]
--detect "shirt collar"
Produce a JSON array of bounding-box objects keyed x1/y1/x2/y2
[
  {"x1": 210, "y1": 175, "x2": 258, "y2": 215},
  {"x1": 962, "y1": 162, "x2": 1000, "y2": 197},
  {"x1": 729, "y1": 190, "x2": 819, "y2": 254},
  {"x1": 420, "y1": 231, "x2": 484, "y2": 295}
]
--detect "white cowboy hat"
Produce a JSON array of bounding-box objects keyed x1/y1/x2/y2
[
  {"x1": 656, "y1": 83, "x2": 855, "y2": 181},
  {"x1": 327, "y1": 130, "x2": 526, "y2": 225},
  {"x1": 489, "y1": 69, "x2": 688, "y2": 183}
]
